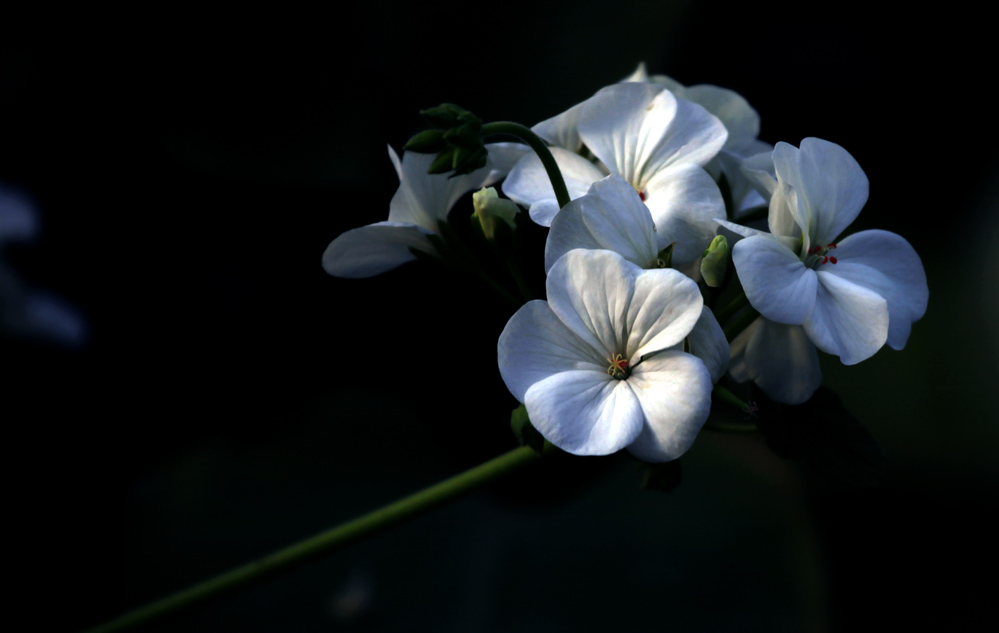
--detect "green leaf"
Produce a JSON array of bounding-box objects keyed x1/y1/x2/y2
[{"x1": 510, "y1": 404, "x2": 545, "y2": 455}]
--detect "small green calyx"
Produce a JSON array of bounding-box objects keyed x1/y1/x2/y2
[
  {"x1": 411, "y1": 103, "x2": 488, "y2": 176},
  {"x1": 655, "y1": 242, "x2": 676, "y2": 269},
  {"x1": 472, "y1": 187, "x2": 518, "y2": 241},
  {"x1": 700, "y1": 235, "x2": 729, "y2": 287}
]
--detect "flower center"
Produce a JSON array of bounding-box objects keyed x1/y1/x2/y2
[
  {"x1": 606, "y1": 353, "x2": 631, "y2": 380},
  {"x1": 804, "y1": 242, "x2": 838, "y2": 268}
]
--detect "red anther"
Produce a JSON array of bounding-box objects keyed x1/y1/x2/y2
[
  {"x1": 821, "y1": 256, "x2": 829, "y2": 264},
  {"x1": 828, "y1": 243, "x2": 837, "y2": 249},
  {"x1": 638, "y1": 191, "x2": 646, "y2": 202},
  {"x1": 619, "y1": 359, "x2": 629, "y2": 369},
  {"x1": 829, "y1": 256, "x2": 838, "y2": 264}
]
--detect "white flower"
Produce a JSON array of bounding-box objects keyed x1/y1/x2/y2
[
  {"x1": 626, "y1": 62, "x2": 772, "y2": 216},
  {"x1": 502, "y1": 82, "x2": 727, "y2": 237},
  {"x1": 545, "y1": 173, "x2": 722, "y2": 276},
  {"x1": 322, "y1": 144, "x2": 527, "y2": 278},
  {"x1": 728, "y1": 316, "x2": 821, "y2": 405},
  {"x1": 497, "y1": 249, "x2": 713, "y2": 462},
  {"x1": 721, "y1": 138, "x2": 927, "y2": 389}
]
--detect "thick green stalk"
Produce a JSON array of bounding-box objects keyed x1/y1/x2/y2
[
  {"x1": 481, "y1": 121, "x2": 571, "y2": 209},
  {"x1": 83, "y1": 446, "x2": 544, "y2": 633}
]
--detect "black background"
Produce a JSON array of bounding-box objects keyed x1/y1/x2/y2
[{"x1": 4, "y1": 2, "x2": 997, "y2": 631}]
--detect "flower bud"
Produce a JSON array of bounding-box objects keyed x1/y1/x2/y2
[
  {"x1": 472, "y1": 187, "x2": 518, "y2": 241},
  {"x1": 420, "y1": 103, "x2": 468, "y2": 129},
  {"x1": 700, "y1": 234, "x2": 729, "y2": 287},
  {"x1": 426, "y1": 148, "x2": 457, "y2": 175},
  {"x1": 404, "y1": 129, "x2": 447, "y2": 154}
]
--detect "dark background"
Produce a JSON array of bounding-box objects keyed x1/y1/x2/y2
[{"x1": 4, "y1": 2, "x2": 996, "y2": 631}]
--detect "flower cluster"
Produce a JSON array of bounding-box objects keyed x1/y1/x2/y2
[{"x1": 322, "y1": 64, "x2": 928, "y2": 463}]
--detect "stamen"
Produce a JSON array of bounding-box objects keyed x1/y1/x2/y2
[
  {"x1": 828, "y1": 243, "x2": 837, "y2": 249},
  {"x1": 638, "y1": 191, "x2": 646, "y2": 202},
  {"x1": 821, "y1": 256, "x2": 829, "y2": 264},
  {"x1": 606, "y1": 353, "x2": 630, "y2": 379},
  {"x1": 829, "y1": 256, "x2": 837, "y2": 264}
]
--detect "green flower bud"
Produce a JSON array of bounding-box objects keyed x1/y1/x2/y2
[
  {"x1": 404, "y1": 129, "x2": 447, "y2": 154},
  {"x1": 700, "y1": 234, "x2": 729, "y2": 287},
  {"x1": 443, "y1": 120, "x2": 483, "y2": 149},
  {"x1": 426, "y1": 148, "x2": 456, "y2": 175},
  {"x1": 420, "y1": 103, "x2": 468, "y2": 129},
  {"x1": 472, "y1": 187, "x2": 518, "y2": 241}
]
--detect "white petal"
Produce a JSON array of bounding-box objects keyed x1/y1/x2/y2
[
  {"x1": 645, "y1": 97, "x2": 729, "y2": 180},
  {"x1": 388, "y1": 145, "x2": 507, "y2": 230},
  {"x1": 803, "y1": 271, "x2": 888, "y2": 365},
  {"x1": 625, "y1": 352, "x2": 712, "y2": 462},
  {"x1": 497, "y1": 300, "x2": 605, "y2": 402},
  {"x1": 738, "y1": 149, "x2": 778, "y2": 200},
  {"x1": 545, "y1": 249, "x2": 636, "y2": 357},
  {"x1": 626, "y1": 268, "x2": 703, "y2": 359},
  {"x1": 544, "y1": 201, "x2": 604, "y2": 273},
  {"x1": 528, "y1": 199, "x2": 562, "y2": 227},
  {"x1": 772, "y1": 138, "x2": 869, "y2": 245},
  {"x1": 525, "y1": 370, "x2": 643, "y2": 456},
  {"x1": 729, "y1": 317, "x2": 821, "y2": 405},
  {"x1": 482, "y1": 142, "x2": 531, "y2": 182},
  {"x1": 622, "y1": 62, "x2": 649, "y2": 83},
  {"x1": 687, "y1": 306, "x2": 729, "y2": 383},
  {"x1": 532, "y1": 101, "x2": 586, "y2": 152},
  {"x1": 321, "y1": 221, "x2": 433, "y2": 278},
  {"x1": 577, "y1": 83, "x2": 676, "y2": 186},
  {"x1": 643, "y1": 164, "x2": 726, "y2": 265},
  {"x1": 732, "y1": 235, "x2": 817, "y2": 324},
  {"x1": 501, "y1": 147, "x2": 605, "y2": 226},
  {"x1": 682, "y1": 84, "x2": 760, "y2": 152},
  {"x1": 821, "y1": 230, "x2": 927, "y2": 350},
  {"x1": 544, "y1": 175, "x2": 658, "y2": 272},
  {"x1": 766, "y1": 181, "x2": 805, "y2": 244}
]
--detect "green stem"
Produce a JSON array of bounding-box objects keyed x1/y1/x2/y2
[
  {"x1": 83, "y1": 446, "x2": 544, "y2": 633},
  {"x1": 482, "y1": 121, "x2": 571, "y2": 209}
]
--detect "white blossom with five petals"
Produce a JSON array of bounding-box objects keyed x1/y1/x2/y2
[
  {"x1": 720, "y1": 138, "x2": 928, "y2": 403},
  {"x1": 625, "y1": 63, "x2": 772, "y2": 216},
  {"x1": 497, "y1": 249, "x2": 714, "y2": 462},
  {"x1": 502, "y1": 81, "x2": 728, "y2": 254}
]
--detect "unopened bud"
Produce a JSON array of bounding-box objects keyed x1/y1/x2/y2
[
  {"x1": 700, "y1": 235, "x2": 729, "y2": 287},
  {"x1": 420, "y1": 103, "x2": 468, "y2": 129},
  {"x1": 404, "y1": 129, "x2": 447, "y2": 154},
  {"x1": 427, "y1": 148, "x2": 456, "y2": 175},
  {"x1": 472, "y1": 187, "x2": 518, "y2": 240}
]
